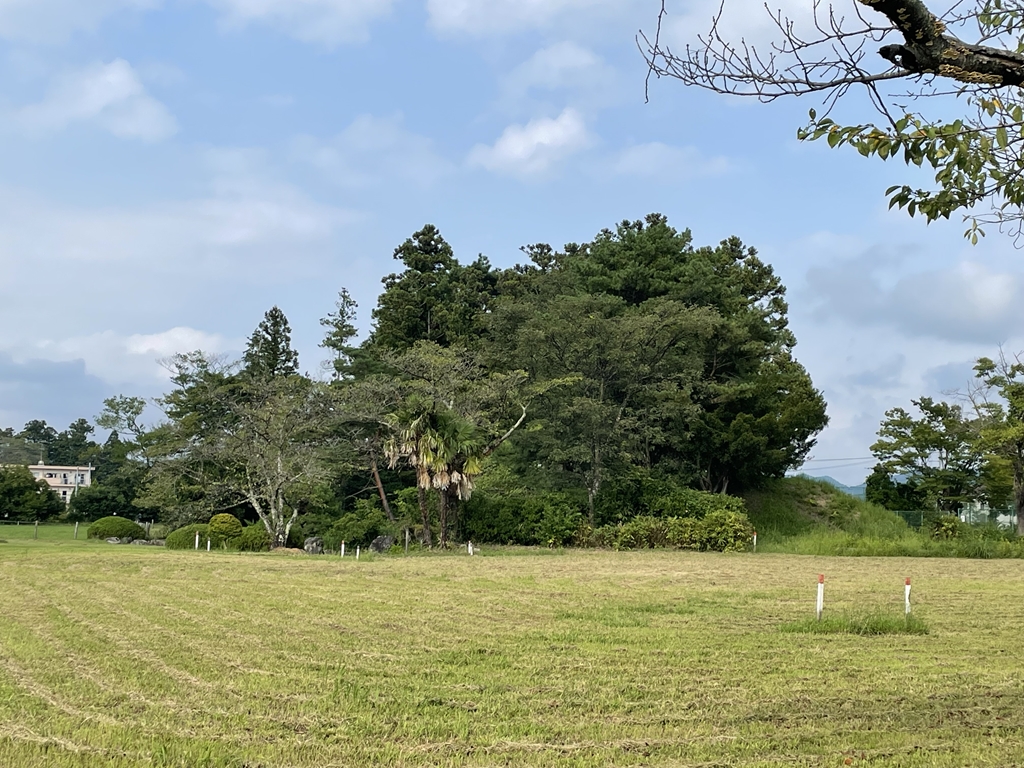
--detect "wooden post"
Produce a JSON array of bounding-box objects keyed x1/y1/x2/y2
[
  {"x1": 753, "y1": 530, "x2": 757, "y2": 553},
  {"x1": 405, "y1": 528, "x2": 409, "y2": 555},
  {"x1": 74, "y1": 521, "x2": 79, "y2": 540},
  {"x1": 816, "y1": 574, "x2": 824, "y2": 621},
  {"x1": 34, "y1": 521, "x2": 38, "y2": 539}
]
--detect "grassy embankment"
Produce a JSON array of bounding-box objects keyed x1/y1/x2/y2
[
  {"x1": 2, "y1": 539, "x2": 1024, "y2": 766},
  {"x1": 744, "y1": 476, "x2": 1024, "y2": 557}
]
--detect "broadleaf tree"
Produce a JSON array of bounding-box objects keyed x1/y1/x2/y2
[{"x1": 648, "y1": 0, "x2": 1024, "y2": 239}]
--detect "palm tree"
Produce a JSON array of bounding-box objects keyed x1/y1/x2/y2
[{"x1": 383, "y1": 397, "x2": 485, "y2": 548}]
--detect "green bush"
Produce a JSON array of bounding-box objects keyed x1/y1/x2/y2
[
  {"x1": 323, "y1": 499, "x2": 393, "y2": 550},
  {"x1": 650, "y1": 488, "x2": 747, "y2": 519},
  {"x1": 165, "y1": 523, "x2": 210, "y2": 550},
  {"x1": 931, "y1": 514, "x2": 965, "y2": 540},
  {"x1": 87, "y1": 516, "x2": 146, "y2": 540},
  {"x1": 236, "y1": 524, "x2": 271, "y2": 552},
  {"x1": 208, "y1": 513, "x2": 243, "y2": 545},
  {"x1": 616, "y1": 517, "x2": 669, "y2": 549},
  {"x1": 535, "y1": 497, "x2": 584, "y2": 547},
  {"x1": 700, "y1": 510, "x2": 755, "y2": 552},
  {"x1": 590, "y1": 511, "x2": 754, "y2": 552},
  {"x1": 665, "y1": 517, "x2": 702, "y2": 548}
]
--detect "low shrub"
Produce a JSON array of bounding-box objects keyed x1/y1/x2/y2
[
  {"x1": 650, "y1": 488, "x2": 747, "y2": 519},
  {"x1": 236, "y1": 524, "x2": 271, "y2": 552},
  {"x1": 165, "y1": 523, "x2": 210, "y2": 550},
  {"x1": 700, "y1": 510, "x2": 755, "y2": 552},
  {"x1": 87, "y1": 516, "x2": 146, "y2": 541},
  {"x1": 208, "y1": 513, "x2": 243, "y2": 545},
  {"x1": 323, "y1": 499, "x2": 393, "y2": 550},
  {"x1": 535, "y1": 497, "x2": 585, "y2": 547},
  {"x1": 590, "y1": 511, "x2": 755, "y2": 552},
  {"x1": 931, "y1": 514, "x2": 965, "y2": 540}
]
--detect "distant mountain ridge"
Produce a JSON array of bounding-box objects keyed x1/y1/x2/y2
[{"x1": 793, "y1": 474, "x2": 867, "y2": 500}]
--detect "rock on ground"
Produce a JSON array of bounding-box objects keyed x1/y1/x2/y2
[{"x1": 304, "y1": 536, "x2": 324, "y2": 555}]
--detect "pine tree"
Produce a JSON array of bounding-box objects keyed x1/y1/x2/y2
[
  {"x1": 243, "y1": 306, "x2": 300, "y2": 380},
  {"x1": 320, "y1": 289, "x2": 359, "y2": 380}
]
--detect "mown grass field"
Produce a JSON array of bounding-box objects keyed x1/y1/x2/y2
[{"x1": 1, "y1": 540, "x2": 1023, "y2": 767}]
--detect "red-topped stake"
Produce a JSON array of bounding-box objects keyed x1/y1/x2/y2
[{"x1": 905, "y1": 577, "x2": 912, "y2": 616}]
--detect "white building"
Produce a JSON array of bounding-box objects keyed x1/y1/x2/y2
[{"x1": 29, "y1": 463, "x2": 93, "y2": 504}]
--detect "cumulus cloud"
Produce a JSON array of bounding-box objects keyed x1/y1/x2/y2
[
  {"x1": 0, "y1": 0, "x2": 155, "y2": 42},
  {"x1": 30, "y1": 328, "x2": 237, "y2": 385},
  {"x1": 427, "y1": 0, "x2": 645, "y2": 36},
  {"x1": 468, "y1": 108, "x2": 591, "y2": 178},
  {"x1": 806, "y1": 256, "x2": 1024, "y2": 344},
  {"x1": 0, "y1": 150, "x2": 354, "y2": 389},
  {"x1": 0, "y1": 354, "x2": 109, "y2": 431},
  {"x1": 205, "y1": 0, "x2": 395, "y2": 45},
  {"x1": 291, "y1": 114, "x2": 453, "y2": 188},
  {"x1": 501, "y1": 42, "x2": 622, "y2": 110},
  {"x1": 612, "y1": 142, "x2": 730, "y2": 179},
  {"x1": 17, "y1": 59, "x2": 177, "y2": 142},
  {"x1": 0, "y1": 0, "x2": 391, "y2": 45}
]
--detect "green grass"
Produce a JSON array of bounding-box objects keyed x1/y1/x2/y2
[
  {"x1": 2, "y1": 545, "x2": 1024, "y2": 766},
  {"x1": 0, "y1": 523, "x2": 88, "y2": 545},
  {"x1": 782, "y1": 611, "x2": 930, "y2": 635}
]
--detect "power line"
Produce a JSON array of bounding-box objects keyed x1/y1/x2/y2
[{"x1": 802, "y1": 456, "x2": 873, "y2": 463}]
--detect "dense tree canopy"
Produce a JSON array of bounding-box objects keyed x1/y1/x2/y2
[{"x1": 0, "y1": 216, "x2": 829, "y2": 546}]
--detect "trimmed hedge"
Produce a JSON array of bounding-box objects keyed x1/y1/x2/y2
[
  {"x1": 87, "y1": 516, "x2": 146, "y2": 541},
  {"x1": 236, "y1": 524, "x2": 271, "y2": 552},
  {"x1": 588, "y1": 511, "x2": 754, "y2": 552},
  {"x1": 165, "y1": 523, "x2": 210, "y2": 550},
  {"x1": 209, "y1": 513, "x2": 243, "y2": 545}
]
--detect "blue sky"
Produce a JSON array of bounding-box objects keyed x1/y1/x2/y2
[{"x1": 0, "y1": 0, "x2": 1019, "y2": 484}]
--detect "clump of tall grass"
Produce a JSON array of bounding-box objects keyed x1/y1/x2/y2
[
  {"x1": 762, "y1": 529, "x2": 1024, "y2": 559},
  {"x1": 782, "y1": 612, "x2": 929, "y2": 636}
]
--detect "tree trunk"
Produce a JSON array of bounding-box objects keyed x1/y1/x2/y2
[
  {"x1": 587, "y1": 443, "x2": 601, "y2": 527},
  {"x1": 864, "y1": 0, "x2": 1024, "y2": 87},
  {"x1": 370, "y1": 455, "x2": 395, "y2": 522},
  {"x1": 438, "y1": 488, "x2": 450, "y2": 549},
  {"x1": 417, "y1": 484, "x2": 432, "y2": 547},
  {"x1": 1014, "y1": 460, "x2": 1024, "y2": 537}
]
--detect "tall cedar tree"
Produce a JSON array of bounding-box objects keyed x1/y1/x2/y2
[{"x1": 243, "y1": 306, "x2": 300, "y2": 380}]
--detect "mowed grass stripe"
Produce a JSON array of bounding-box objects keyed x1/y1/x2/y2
[{"x1": 2, "y1": 547, "x2": 1024, "y2": 766}]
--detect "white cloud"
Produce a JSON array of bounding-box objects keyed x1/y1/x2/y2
[
  {"x1": 205, "y1": 0, "x2": 395, "y2": 45},
  {"x1": 30, "y1": 328, "x2": 237, "y2": 385},
  {"x1": 806, "y1": 256, "x2": 1024, "y2": 344},
  {"x1": 0, "y1": 0, "x2": 155, "y2": 43},
  {"x1": 0, "y1": 147, "x2": 356, "y2": 406},
  {"x1": 661, "y1": 0, "x2": 818, "y2": 50},
  {"x1": 427, "y1": 0, "x2": 645, "y2": 36},
  {"x1": 613, "y1": 142, "x2": 730, "y2": 179},
  {"x1": 468, "y1": 108, "x2": 591, "y2": 178},
  {"x1": 0, "y1": 0, "x2": 391, "y2": 45},
  {"x1": 18, "y1": 59, "x2": 177, "y2": 142},
  {"x1": 502, "y1": 41, "x2": 622, "y2": 109},
  {"x1": 292, "y1": 114, "x2": 453, "y2": 188}
]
